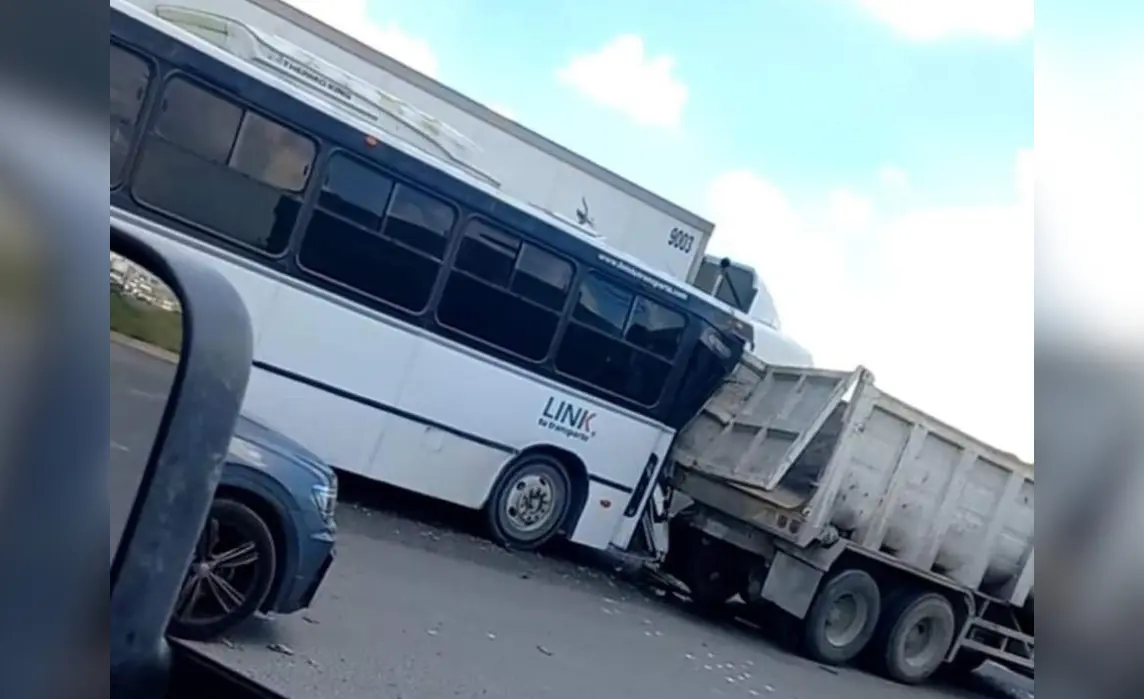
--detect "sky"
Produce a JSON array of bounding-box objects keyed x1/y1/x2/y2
[{"x1": 281, "y1": 0, "x2": 1033, "y2": 459}]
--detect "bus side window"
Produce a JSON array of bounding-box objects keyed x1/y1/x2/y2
[
  {"x1": 555, "y1": 274, "x2": 676, "y2": 406},
  {"x1": 131, "y1": 78, "x2": 313, "y2": 256},
  {"x1": 667, "y1": 326, "x2": 734, "y2": 425},
  {"x1": 230, "y1": 111, "x2": 315, "y2": 192},
  {"x1": 110, "y1": 45, "x2": 152, "y2": 187},
  {"x1": 298, "y1": 155, "x2": 455, "y2": 314},
  {"x1": 625, "y1": 296, "x2": 686, "y2": 360},
  {"x1": 436, "y1": 220, "x2": 572, "y2": 361}
]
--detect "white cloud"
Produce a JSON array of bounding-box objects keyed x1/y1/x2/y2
[
  {"x1": 878, "y1": 165, "x2": 911, "y2": 194},
  {"x1": 853, "y1": 0, "x2": 1033, "y2": 42},
  {"x1": 705, "y1": 172, "x2": 857, "y2": 367},
  {"x1": 556, "y1": 35, "x2": 689, "y2": 129},
  {"x1": 705, "y1": 155, "x2": 1033, "y2": 459},
  {"x1": 284, "y1": 0, "x2": 439, "y2": 77},
  {"x1": 827, "y1": 188, "x2": 875, "y2": 231}
]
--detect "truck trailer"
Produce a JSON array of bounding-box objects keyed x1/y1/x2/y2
[{"x1": 643, "y1": 355, "x2": 1034, "y2": 685}]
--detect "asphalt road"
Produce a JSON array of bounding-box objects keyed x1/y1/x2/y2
[
  {"x1": 109, "y1": 342, "x2": 1032, "y2": 699},
  {"x1": 191, "y1": 487, "x2": 1032, "y2": 699},
  {"x1": 110, "y1": 337, "x2": 178, "y2": 554}
]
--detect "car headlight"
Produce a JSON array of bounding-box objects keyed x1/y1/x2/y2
[{"x1": 312, "y1": 482, "x2": 337, "y2": 522}]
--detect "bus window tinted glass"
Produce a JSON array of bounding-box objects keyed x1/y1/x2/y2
[
  {"x1": 437, "y1": 221, "x2": 569, "y2": 361},
  {"x1": 437, "y1": 273, "x2": 559, "y2": 361},
  {"x1": 625, "y1": 296, "x2": 686, "y2": 359},
  {"x1": 229, "y1": 112, "x2": 315, "y2": 192},
  {"x1": 668, "y1": 326, "x2": 736, "y2": 424},
  {"x1": 132, "y1": 78, "x2": 307, "y2": 256},
  {"x1": 384, "y1": 185, "x2": 456, "y2": 259},
  {"x1": 572, "y1": 275, "x2": 632, "y2": 336},
  {"x1": 110, "y1": 46, "x2": 151, "y2": 186},
  {"x1": 153, "y1": 79, "x2": 242, "y2": 163},
  {"x1": 318, "y1": 156, "x2": 394, "y2": 230},
  {"x1": 300, "y1": 159, "x2": 446, "y2": 313},
  {"x1": 512, "y1": 244, "x2": 572, "y2": 311},
  {"x1": 555, "y1": 324, "x2": 670, "y2": 405},
  {"x1": 133, "y1": 139, "x2": 301, "y2": 255},
  {"x1": 454, "y1": 220, "x2": 521, "y2": 287}
]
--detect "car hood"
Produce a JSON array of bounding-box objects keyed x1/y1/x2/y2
[{"x1": 233, "y1": 414, "x2": 335, "y2": 482}]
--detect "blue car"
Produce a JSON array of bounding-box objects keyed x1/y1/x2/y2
[{"x1": 168, "y1": 414, "x2": 337, "y2": 641}]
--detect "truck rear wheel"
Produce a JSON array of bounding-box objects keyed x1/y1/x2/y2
[
  {"x1": 870, "y1": 591, "x2": 957, "y2": 684},
  {"x1": 664, "y1": 518, "x2": 741, "y2": 613},
  {"x1": 685, "y1": 546, "x2": 740, "y2": 612},
  {"x1": 802, "y1": 569, "x2": 881, "y2": 665}
]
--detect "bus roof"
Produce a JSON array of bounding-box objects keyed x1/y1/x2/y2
[{"x1": 112, "y1": 0, "x2": 753, "y2": 336}]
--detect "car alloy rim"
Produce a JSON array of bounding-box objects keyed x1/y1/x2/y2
[{"x1": 175, "y1": 516, "x2": 261, "y2": 624}]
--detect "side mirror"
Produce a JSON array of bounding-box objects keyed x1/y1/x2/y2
[{"x1": 109, "y1": 211, "x2": 254, "y2": 698}]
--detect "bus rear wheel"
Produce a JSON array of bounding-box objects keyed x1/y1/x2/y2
[{"x1": 486, "y1": 454, "x2": 571, "y2": 551}]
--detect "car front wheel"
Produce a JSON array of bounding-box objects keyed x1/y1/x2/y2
[{"x1": 168, "y1": 498, "x2": 277, "y2": 642}]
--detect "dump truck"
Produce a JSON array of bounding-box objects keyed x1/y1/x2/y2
[{"x1": 651, "y1": 355, "x2": 1034, "y2": 685}]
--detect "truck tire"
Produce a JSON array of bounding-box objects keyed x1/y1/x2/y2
[
  {"x1": 681, "y1": 535, "x2": 740, "y2": 612},
  {"x1": 870, "y1": 591, "x2": 957, "y2": 684},
  {"x1": 802, "y1": 568, "x2": 881, "y2": 665}
]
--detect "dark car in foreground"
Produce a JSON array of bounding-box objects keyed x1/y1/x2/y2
[{"x1": 168, "y1": 415, "x2": 337, "y2": 641}]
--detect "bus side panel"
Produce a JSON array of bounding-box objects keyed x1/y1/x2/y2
[
  {"x1": 244, "y1": 368, "x2": 389, "y2": 474},
  {"x1": 391, "y1": 336, "x2": 672, "y2": 529},
  {"x1": 572, "y1": 481, "x2": 642, "y2": 550},
  {"x1": 606, "y1": 427, "x2": 676, "y2": 551},
  {"x1": 369, "y1": 417, "x2": 507, "y2": 510},
  {"x1": 373, "y1": 339, "x2": 525, "y2": 509},
  {"x1": 250, "y1": 283, "x2": 425, "y2": 477}
]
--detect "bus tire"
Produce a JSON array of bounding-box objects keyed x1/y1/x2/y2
[
  {"x1": 870, "y1": 590, "x2": 957, "y2": 684},
  {"x1": 485, "y1": 454, "x2": 571, "y2": 551},
  {"x1": 801, "y1": 568, "x2": 881, "y2": 666}
]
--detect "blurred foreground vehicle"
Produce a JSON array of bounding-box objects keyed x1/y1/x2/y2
[
  {"x1": 168, "y1": 414, "x2": 337, "y2": 641},
  {"x1": 108, "y1": 208, "x2": 295, "y2": 699}
]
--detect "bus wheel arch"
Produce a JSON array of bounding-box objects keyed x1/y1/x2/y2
[{"x1": 483, "y1": 445, "x2": 587, "y2": 551}]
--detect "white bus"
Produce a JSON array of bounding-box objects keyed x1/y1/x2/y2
[{"x1": 110, "y1": 0, "x2": 796, "y2": 553}]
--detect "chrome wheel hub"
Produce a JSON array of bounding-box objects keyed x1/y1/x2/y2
[{"x1": 504, "y1": 473, "x2": 555, "y2": 532}]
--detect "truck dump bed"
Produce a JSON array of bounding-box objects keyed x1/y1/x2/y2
[{"x1": 671, "y1": 354, "x2": 1034, "y2": 606}]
